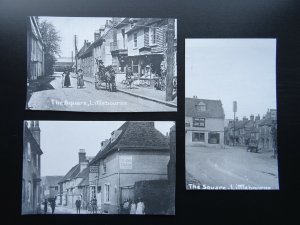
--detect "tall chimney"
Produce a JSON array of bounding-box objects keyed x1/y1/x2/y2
[{"x1": 79, "y1": 149, "x2": 86, "y2": 163}]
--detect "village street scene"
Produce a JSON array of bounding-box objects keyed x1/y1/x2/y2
[
  {"x1": 26, "y1": 16, "x2": 177, "y2": 112},
  {"x1": 22, "y1": 121, "x2": 176, "y2": 215},
  {"x1": 185, "y1": 39, "x2": 279, "y2": 190}
]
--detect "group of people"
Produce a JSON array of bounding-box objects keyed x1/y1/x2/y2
[
  {"x1": 61, "y1": 68, "x2": 85, "y2": 88},
  {"x1": 42, "y1": 197, "x2": 56, "y2": 214},
  {"x1": 121, "y1": 197, "x2": 145, "y2": 215}
]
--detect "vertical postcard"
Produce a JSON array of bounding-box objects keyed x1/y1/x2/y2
[
  {"x1": 22, "y1": 121, "x2": 175, "y2": 214},
  {"x1": 185, "y1": 39, "x2": 279, "y2": 190},
  {"x1": 26, "y1": 17, "x2": 177, "y2": 112}
]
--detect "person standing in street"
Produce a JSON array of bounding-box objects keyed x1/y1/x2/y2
[
  {"x1": 63, "y1": 68, "x2": 71, "y2": 88},
  {"x1": 75, "y1": 197, "x2": 81, "y2": 214},
  {"x1": 50, "y1": 198, "x2": 56, "y2": 214},
  {"x1": 129, "y1": 200, "x2": 137, "y2": 215},
  {"x1": 42, "y1": 198, "x2": 48, "y2": 214},
  {"x1": 91, "y1": 196, "x2": 97, "y2": 214},
  {"x1": 136, "y1": 197, "x2": 145, "y2": 215}
]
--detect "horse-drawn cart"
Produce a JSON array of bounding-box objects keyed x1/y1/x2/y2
[{"x1": 95, "y1": 60, "x2": 116, "y2": 92}]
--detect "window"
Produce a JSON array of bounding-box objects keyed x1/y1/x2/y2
[
  {"x1": 103, "y1": 160, "x2": 107, "y2": 174},
  {"x1": 104, "y1": 183, "x2": 110, "y2": 203},
  {"x1": 55, "y1": 186, "x2": 58, "y2": 191},
  {"x1": 150, "y1": 27, "x2": 157, "y2": 45},
  {"x1": 121, "y1": 29, "x2": 125, "y2": 49},
  {"x1": 27, "y1": 181, "x2": 31, "y2": 203},
  {"x1": 27, "y1": 142, "x2": 31, "y2": 162},
  {"x1": 133, "y1": 33, "x2": 137, "y2": 48},
  {"x1": 197, "y1": 102, "x2": 206, "y2": 112},
  {"x1": 132, "y1": 58, "x2": 139, "y2": 74},
  {"x1": 192, "y1": 132, "x2": 205, "y2": 142},
  {"x1": 22, "y1": 179, "x2": 25, "y2": 201},
  {"x1": 90, "y1": 186, "x2": 96, "y2": 201},
  {"x1": 36, "y1": 154, "x2": 39, "y2": 169},
  {"x1": 193, "y1": 118, "x2": 205, "y2": 127},
  {"x1": 208, "y1": 132, "x2": 220, "y2": 144}
]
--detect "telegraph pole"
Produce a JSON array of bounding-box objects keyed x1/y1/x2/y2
[
  {"x1": 166, "y1": 19, "x2": 175, "y2": 101},
  {"x1": 74, "y1": 35, "x2": 78, "y2": 73},
  {"x1": 233, "y1": 101, "x2": 237, "y2": 146}
]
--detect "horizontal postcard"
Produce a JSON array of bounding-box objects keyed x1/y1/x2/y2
[
  {"x1": 185, "y1": 39, "x2": 279, "y2": 190},
  {"x1": 26, "y1": 16, "x2": 177, "y2": 112},
  {"x1": 22, "y1": 121, "x2": 175, "y2": 215}
]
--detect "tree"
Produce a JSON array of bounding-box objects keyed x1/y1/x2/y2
[{"x1": 37, "y1": 18, "x2": 61, "y2": 75}]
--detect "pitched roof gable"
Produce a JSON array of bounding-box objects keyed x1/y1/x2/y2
[
  {"x1": 58, "y1": 164, "x2": 80, "y2": 183},
  {"x1": 90, "y1": 121, "x2": 169, "y2": 165},
  {"x1": 185, "y1": 98, "x2": 225, "y2": 119}
]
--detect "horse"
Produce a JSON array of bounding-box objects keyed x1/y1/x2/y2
[{"x1": 95, "y1": 62, "x2": 116, "y2": 92}]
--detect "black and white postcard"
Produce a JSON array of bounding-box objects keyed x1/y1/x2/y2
[
  {"x1": 22, "y1": 120, "x2": 175, "y2": 215},
  {"x1": 26, "y1": 17, "x2": 177, "y2": 112},
  {"x1": 185, "y1": 39, "x2": 279, "y2": 190}
]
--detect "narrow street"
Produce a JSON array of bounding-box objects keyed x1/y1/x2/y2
[
  {"x1": 43, "y1": 205, "x2": 90, "y2": 214},
  {"x1": 27, "y1": 73, "x2": 176, "y2": 112},
  {"x1": 186, "y1": 146, "x2": 279, "y2": 190}
]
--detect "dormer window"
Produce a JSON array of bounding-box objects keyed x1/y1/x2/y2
[{"x1": 196, "y1": 101, "x2": 206, "y2": 112}]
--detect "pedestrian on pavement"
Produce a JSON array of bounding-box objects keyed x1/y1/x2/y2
[
  {"x1": 63, "y1": 68, "x2": 71, "y2": 88},
  {"x1": 126, "y1": 67, "x2": 134, "y2": 89},
  {"x1": 122, "y1": 199, "x2": 130, "y2": 214},
  {"x1": 136, "y1": 197, "x2": 145, "y2": 215},
  {"x1": 75, "y1": 197, "x2": 81, "y2": 214},
  {"x1": 129, "y1": 200, "x2": 137, "y2": 215},
  {"x1": 42, "y1": 198, "x2": 48, "y2": 214}
]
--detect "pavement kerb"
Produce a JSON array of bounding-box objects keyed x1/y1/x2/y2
[
  {"x1": 72, "y1": 75, "x2": 177, "y2": 108},
  {"x1": 117, "y1": 89, "x2": 177, "y2": 108}
]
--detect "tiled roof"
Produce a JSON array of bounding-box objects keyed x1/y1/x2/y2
[
  {"x1": 185, "y1": 98, "x2": 225, "y2": 119},
  {"x1": 90, "y1": 121, "x2": 170, "y2": 165},
  {"x1": 78, "y1": 175, "x2": 89, "y2": 187},
  {"x1": 58, "y1": 164, "x2": 80, "y2": 184},
  {"x1": 126, "y1": 18, "x2": 164, "y2": 34},
  {"x1": 42, "y1": 176, "x2": 63, "y2": 187},
  {"x1": 75, "y1": 166, "x2": 89, "y2": 179}
]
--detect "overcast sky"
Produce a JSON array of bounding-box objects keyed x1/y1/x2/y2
[
  {"x1": 39, "y1": 17, "x2": 110, "y2": 57},
  {"x1": 38, "y1": 121, "x2": 174, "y2": 176},
  {"x1": 186, "y1": 39, "x2": 277, "y2": 120}
]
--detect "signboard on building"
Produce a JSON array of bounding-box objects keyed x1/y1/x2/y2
[
  {"x1": 89, "y1": 166, "x2": 98, "y2": 173},
  {"x1": 119, "y1": 156, "x2": 133, "y2": 169}
]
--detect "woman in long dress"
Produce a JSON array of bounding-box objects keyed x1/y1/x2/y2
[
  {"x1": 135, "y1": 198, "x2": 145, "y2": 215},
  {"x1": 63, "y1": 68, "x2": 71, "y2": 87},
  {"x1": 129, "y1": 200, "x2": 137, "y2": 214}
]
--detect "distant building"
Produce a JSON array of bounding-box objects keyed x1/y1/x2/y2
[
  {"x1": 22, "y1": 121, "x2": 43, "y2": 214},
  {"x1": 41, "y1": 176, "x2": 63, "y2": 205},
  {"x1": 53, "y1": 57, "x2": 74, "y2": 72},
  {"x1": 88, "y1": 121, "x2": 170, "y2": 214},
  {"x1": 27, "y1": 16, "x2": 44, "y2": 81},
  {"x1": 58, "y1": 149, "x2": 92, "y2": 209},
  {"x1": 185, "y1": 97, "x2": 225, "y2": 147}
]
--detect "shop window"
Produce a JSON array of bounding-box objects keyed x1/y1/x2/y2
[
  {"x1": 134, "y1": 33, "x2": 137, "y2": 48},
  {"x1": 208, "y1": 132, "x2": 220, "y2": 144},
  {"x1": 132, "y1": 58, "x2": 139, "y2": 74},
  {"x1": 193, "y1": 118, "x2": 205, "y2": 127},
  {"x1": 192, "y1": 132, "x2": 205, "y2": 142},
  {"x1": 104, "y1": 183, "x2": 110, "y2": 203}
]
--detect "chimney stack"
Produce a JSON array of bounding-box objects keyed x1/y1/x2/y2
[
  {"x1": 250, "y1": 114, "x2": 254, "y2": 122},
  {"x1": 79, "y1": 149, "x2": 86, "y2": 163}
]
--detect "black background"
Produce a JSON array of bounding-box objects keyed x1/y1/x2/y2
[{"x1": 0, "y1": 0, "x2": 299, "y2": 224}]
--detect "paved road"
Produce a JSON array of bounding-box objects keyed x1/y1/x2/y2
[
  {"x1": 43, "y1": 205, "x2": 89, "y2": 214},
  {"x1": 27, "y1": 73, "x2": 176, "y2": 112},
  {"x1": 186, "y1": 146, "x2": 279, "y2": 190}
]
